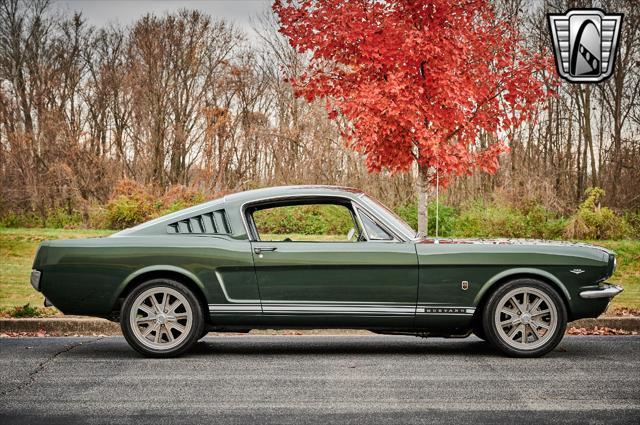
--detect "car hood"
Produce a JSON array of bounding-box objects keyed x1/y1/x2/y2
[{"x1": 418, "y1": 238, "x2": 613, "y2": 255}]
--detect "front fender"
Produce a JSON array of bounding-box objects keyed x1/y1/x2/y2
[{"x1": 474, "y1": 267, "x2": 572, "y2": 306}]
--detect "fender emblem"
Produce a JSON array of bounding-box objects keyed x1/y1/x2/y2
[{"x1": 570, "y1": 268, "x2": 585, "y2": 275}]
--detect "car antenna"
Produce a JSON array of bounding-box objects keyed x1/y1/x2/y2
[{"x1": 435, "y1": 165, "x2": 439, "y2": 241}]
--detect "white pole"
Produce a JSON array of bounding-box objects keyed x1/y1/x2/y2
[{"x1": 435, "y1": 166, "x2": 439, "y2": 239}]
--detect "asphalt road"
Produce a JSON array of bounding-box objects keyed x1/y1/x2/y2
[{"x1": 1, "y1": 335, "x2": 639, "y2": 424}]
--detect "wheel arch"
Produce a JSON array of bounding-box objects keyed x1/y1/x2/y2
[
  {"x1": 472, "y1": 268, "x2": 572, "y2": 322},
  {"x1": 112, "y1": 266, "x2": 209, "y2": 319}
]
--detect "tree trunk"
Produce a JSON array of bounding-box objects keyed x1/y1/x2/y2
[
  {"x1": 579, "y1": 85, "x2": 598, "y2": 188},
  {"x1": 575, "y1": 87, "x2": 583, "y2": 201},
  {"x1": 611, "y1": 71, "x2": 624, "y2": 200},
  {"x1": 417, "y1": 163, "x2": 429, "y2": 236}
]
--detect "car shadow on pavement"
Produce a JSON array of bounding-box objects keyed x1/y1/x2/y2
[
  {"x1": 187, "y1": 337, "x2": 502, "y2": 357},
  {"x1": 54, "y1": 336, "x2": 504, "y2": 359},
  {"x1": 41, "y1": 335, "x2": 596, "y2": 359}
]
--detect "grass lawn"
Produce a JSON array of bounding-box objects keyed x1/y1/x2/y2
[
  {"x1": 0, "y1": 227, "x2": 638, "y2": 314},
  {"x1": 589, "y1": 240, "x2": 640, "y2": 311}
]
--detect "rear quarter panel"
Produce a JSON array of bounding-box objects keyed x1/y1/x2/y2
[{"x1": 38, "y1": 235, "x2": 257, "y2": 316}]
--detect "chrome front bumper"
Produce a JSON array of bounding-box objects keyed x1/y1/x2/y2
[{"x1": 579, "y1": 284, "x2": 623, "y2": 299}]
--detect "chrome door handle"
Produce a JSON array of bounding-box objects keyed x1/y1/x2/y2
[{"x1": 254, "y1": 247, "x2": 277, "y2": 254}]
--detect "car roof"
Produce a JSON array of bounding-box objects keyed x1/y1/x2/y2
[{"x1": 224, "y1": 185, "x2": 364, "y2": 204}]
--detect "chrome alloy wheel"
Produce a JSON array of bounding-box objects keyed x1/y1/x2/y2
[
  {"x1": 129, "y1": 287, "x2": 193, "y2": 350},
  {"x1": 494, "y1": 287, "x2": 558, "y2": 350}
]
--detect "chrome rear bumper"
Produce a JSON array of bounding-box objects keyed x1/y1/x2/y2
[
  {"x1": 579, "y1": 284, "x2": 623, "y2": 299},
  {"x1": 30, "y1": 269, "x2": 42, "y2": 291}
]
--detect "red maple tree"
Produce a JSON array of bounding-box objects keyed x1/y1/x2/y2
[{"x1": 274, "y1": 0, "x2": 554, "y2": 233}]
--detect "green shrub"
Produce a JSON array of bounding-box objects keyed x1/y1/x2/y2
[
  {"x1": 86, "y1": 204, "x2": 110, "y2": 229},
  {"x1": 161, "y1": 185, "x2": 206, "y2": 212},
  {"x1": 623, "y1": 211, "x2": 640, "y2": 239},
  {"x1": 44, "y1": 208, "x2": 84, "y2": 228},
  {"x1": 0, "y1": 211, "x2": 35, "y2": 228},
  {"x1": 106, "y1": 195, "x2": 155, "y2": 229},
  {"x1": 452, "y1": 199, "x2": 565, "y2": 239},
  {"x1": 564, "y1": 188, "x2": 630, "y2": 240},
  {"x1": 0, "y1": 208, "x2": 84, "y2": 228},
  {"x1": 1, "y1": 180, "x2": 636, "y2": 240},
  {"x1": 104, "y1": 180, "x2": 207, "y2": 230},
  {"x1": 393, "y1": 199, "x2": 565, "y2": 239},
  {"x1": 5, "y1": 303, "x2": 51, "y2": 318},
  {"x1": 518, "y1": 200, "x2": 567, "y2": 239},
  {"x1": 394, "y1": 202, "x2": 418, "y2": 230},
  {"x1": 454, "y1": 201, "x2": 523, "y2": 238},
  {"x1": 395, "y1": 201, "x2": 457, "y2": 237},
  {"x1": 253, "y1": 204, "x2": 353, "y2": 235}
]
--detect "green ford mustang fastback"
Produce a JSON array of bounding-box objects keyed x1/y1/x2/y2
[{"x1": 30, "y1": 185, "x2": 622, "y2": 357}]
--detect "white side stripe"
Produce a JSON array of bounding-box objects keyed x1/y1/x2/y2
[
  {"x1": 209, "y1": 304, "x2": 261, "y2": 313},
  {"x1": 208, "y1": 303, "x2": 476, "y2": 315}
]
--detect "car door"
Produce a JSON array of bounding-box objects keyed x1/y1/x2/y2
[{"x1": 248, "y1": 199, "x2": 419, "y2": 328}]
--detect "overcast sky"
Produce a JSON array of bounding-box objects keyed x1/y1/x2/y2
[{"x1": 54, "y1": 0, "x2": 272, "y2": 40}]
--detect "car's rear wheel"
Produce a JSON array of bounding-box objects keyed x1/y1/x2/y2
[
  {"x1": 121, "y1": 279, "x2": 204, "y2": 358},
  {"x1": 482, "y1": 279, "x2": 567, "y2": 358}
]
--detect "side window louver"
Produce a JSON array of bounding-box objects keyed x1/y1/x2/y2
[{"x1": 166, "y1": 209, "x2": 231, "y2": 235}]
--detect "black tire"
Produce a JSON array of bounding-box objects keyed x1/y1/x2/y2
[
  {"x1": 482, "y1": 278, "x2": 567, "y2": 358},
  {"x1": 121, "y1": 278, "x2": 204, "y2": 358},
  {"x1": 471, "y1": 319, "x2": 487, "y2": 341}
]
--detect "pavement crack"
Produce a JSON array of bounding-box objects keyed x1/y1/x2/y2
[{"x1": 1, "y1": 336, "x2": 104, "y2": 396}]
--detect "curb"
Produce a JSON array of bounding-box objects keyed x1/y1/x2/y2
[
  {"x1": 568, "y1": 317, "x2": 640, "y2": 332},
  {"x1": 0, "y1": 317, "x2": 120, "y2": 335},
  {"x1": 1, "y1": 316, "x2": 639, "y2": 336}
]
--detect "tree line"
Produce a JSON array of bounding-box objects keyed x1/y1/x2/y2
[{"x1": 0, "y1": 0, "x2": 638, "y2": 228}]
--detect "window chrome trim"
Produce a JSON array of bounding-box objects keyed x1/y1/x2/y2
[
  {"x1": 349, "y1": 204, "x2": 368, "y2": 241},
  {"x1": 356, "y1": 193, "x2": 417, "y2": 240},
  {"x1": 240, "y1": 194, "x2": 406, "y2": 243},
  {"x1": 354, "y1": 207, "x2": 395, "y2": 242}
]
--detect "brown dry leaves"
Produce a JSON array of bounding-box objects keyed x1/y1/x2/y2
[
  {"x1": 1, "y1": 330, "x2": 48, "y2": 338},
  {"x1": 566, "y1": 326, "x2": 638, "y2": 336},
  {"x1": 0, "y1": 330, "x2": 107, "y2": 338},
  {"x1": 609, "y1": 307, "x2": 640, "y2": 317}
]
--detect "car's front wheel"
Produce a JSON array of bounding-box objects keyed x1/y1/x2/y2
[
  {"x1": 471, "y1": 319, "x2": 487, "y2": 341},
  {"x1": 121, "y1": 279, "x2": 204, "y2": 357},
  {"x1": 482, "y1": 279, "x2": 567, "y2": 357}
]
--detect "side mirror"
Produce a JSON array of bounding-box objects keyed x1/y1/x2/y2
[{"x1": 347, "y1": 228, "x2": 356, "y2": 241}]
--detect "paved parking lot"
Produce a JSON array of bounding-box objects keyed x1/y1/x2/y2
[{"x1": 1, "y1": 335, "x2": 639, "y2": 424}]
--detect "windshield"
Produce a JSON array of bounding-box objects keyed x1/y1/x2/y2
[{"x1": 360, "y1": 195, "x2": 417, "y2": 239}]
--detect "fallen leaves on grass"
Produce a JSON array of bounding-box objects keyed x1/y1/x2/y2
[
  {"x1": 608, "y1": 307, "x2": 640, "y2": 317},
  {"x1": 566, "y1": 326, "x2": 638, "y2": 336}
]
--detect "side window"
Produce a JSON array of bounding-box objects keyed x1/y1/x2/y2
[
  {"x1": 359, "y1": 210, "x2": 393, "y2": 241},
  {"x1": 252, "y1": 203, "x2": 361, "y2": 242}
]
